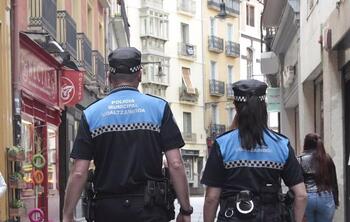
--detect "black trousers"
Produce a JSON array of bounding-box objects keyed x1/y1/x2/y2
[{"x1": 94, "y1": 196, "x2": 168, "y2": 222}]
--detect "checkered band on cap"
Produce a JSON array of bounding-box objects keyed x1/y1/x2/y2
[
  {"x1": 224, "y1": 160, "x2": 284, "y2": 170},
  {"x1": 234, "y1": 95, "x2": 266, "y2": 103},
  {"x1": 129, "y1": 64, "x2": 142, "y2": 73},
  {"x1": 91, "y1": 123, "x2": 160, "y2": 138}
]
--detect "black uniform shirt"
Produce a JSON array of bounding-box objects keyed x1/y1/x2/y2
[
  {"x1": 201, "y1": 129, "x2": 303, "y2": 197},
  {"x1": 71, "y1": 88, "x2": 185, "y2": 194}
]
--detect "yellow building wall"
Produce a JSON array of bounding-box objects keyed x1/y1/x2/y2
[
  {"x1": 0, "y1": 0, "x2": 14, "y2": 220},
  {"x1": 203, "y1": 2, "x2": 240, "y2": 132}
]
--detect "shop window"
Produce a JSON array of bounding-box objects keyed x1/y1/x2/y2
[{"x1": 183, "y1": 156, "x2": 194, "y2": 182}]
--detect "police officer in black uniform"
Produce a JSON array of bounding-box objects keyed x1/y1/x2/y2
[
  {"x1": 201, "y1": 79, "x2": 307, "y2": 222},
  {"x1": 63, "y1": 47, "x2": 192, "y2": 222}
]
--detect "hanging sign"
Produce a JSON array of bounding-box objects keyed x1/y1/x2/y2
[
  {"x1": 60, "y1": 69, "x2": 84, "y2": 107},
  {"x1": 267, "y1": 87, "x2": 281, "y2": 112}
]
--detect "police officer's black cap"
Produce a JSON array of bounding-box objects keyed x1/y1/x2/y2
[
  {"x1": 108, "y1": 47, "x2": 142, "y2": 74},
  {"x1": 232, "y1": 79, "x2": 267, "y2": 102}
]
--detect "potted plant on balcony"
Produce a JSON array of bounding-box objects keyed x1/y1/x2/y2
[
  {"x1": 9, "y1": 199, "x2": 25, "y2": 217},
  {"x1": 8, "y1": 146, "x2": 25, "y2": 161},
  {"x1": 9, "y1": 172, "x2": 25, "y2": 189}
]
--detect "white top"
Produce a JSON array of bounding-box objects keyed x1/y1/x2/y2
[{"x1": 0, "y1": 172, "x2": 7, "y2": 197}]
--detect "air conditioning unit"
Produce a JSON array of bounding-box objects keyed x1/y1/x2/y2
[{"x1": 283, "y1": 65, "x2": 295, "y2": 88}]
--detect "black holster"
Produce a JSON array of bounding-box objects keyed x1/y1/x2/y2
[
  {"x1": 144, "y1": 179, "x2": 175, "y2": 221},
  {"x1": 83, "y1": 169, "x2": 95, "y2": 222}
]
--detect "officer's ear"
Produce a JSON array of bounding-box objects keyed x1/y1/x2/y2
[{"x1": 137, "y1": 70, "x2": 142, "y2": 82}]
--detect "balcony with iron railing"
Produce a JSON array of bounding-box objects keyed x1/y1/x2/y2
[
  {"x1": 141, "y1": 0, "x2": 163, "y2": 9},
  {"x1": 29, "y1": 0, "x2": 57, "y2": 38},
  {"x1": 209, "y1": 124, "x2": 226, "y2": 137},
  {"x1": 93, "y1": 51, "x2": 106, "y2": 85},
  {"x1": 208, "y1": 35, "x2": 224, "y2": 53},
  {"x1": 226, "y1": 83, "x2": 234, "y2": 99},
  {"x1": 177, "y1": 0, "x2": 196, "y2": 16},
  {"x1": 179, "y1": 85, "x2": 199, "y2": 103},
  {"x1": 178, "y1": 43, "x2": 197, "y2": 61},
  {"x1": 57, "y1": 11, "x2": 77, "y2": 59},
  {"x1": 207, "y1": 0, "x2": 240, "y2": 16},
  {"x1": 225, "y1": 41, "x2": 240, "y2": 57},
  {"x1": 209, "y1": 79, "x2": 225, "y2": 96},
  {"x1": 182, "y1": 132, "x2": 197, "y2": 143},
  {"x1": 77, "y1": 33, "x2": 93, "y2": 79}
]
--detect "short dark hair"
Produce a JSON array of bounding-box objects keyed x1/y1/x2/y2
[{"x1": 109, "y1": 72, "x2": 139, "y2": 85}]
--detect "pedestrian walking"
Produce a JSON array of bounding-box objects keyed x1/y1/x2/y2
[
  {"x1": 63, "y1": 47, "x2": 192, "y2": 222},
  {"x1": 201, "y1": 79, "x2": 307, "y2": 222},
  {"x1": 0, "y1": 171, "x2": 6, "y2": 197},
  {"x1": 298, "y1": 133, "x2": 339, "y2": 222}
]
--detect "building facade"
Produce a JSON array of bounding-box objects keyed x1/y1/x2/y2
[
  {"x1": 262, "y1": 0, "x2": 350, "y2": 220},
  {"x1": 202, "y1": 0, "x2": 240, "y2": 151},
  {"x1": 7, "y1": 0, "x2": 128, "y2": 221},
  {"x1": 0, "y1": 0, "x2": 13, "y2": 220},
  {"x1": 240, "y1": 0, "x2": 264, "y2": 81},
  {"x1": 124, "y1": 0, "x2": 206, "y2": 194}
]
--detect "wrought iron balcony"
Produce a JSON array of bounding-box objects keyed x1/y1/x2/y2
[
  {"x1": 57, "y1": 11, "x2": 77, "y2": 59},
  {"x1": 177, "y1": 0, "x2": 196, "y2": 15},
  {"x1": 182, "y1": 132, "x2": 197, "y2": 143},
  {"x1": 141, "y1": 0, "x2": 163, "y2": 9},
  {"x1": 207, "y1": 0, "x2": 240, "y2": 16},
  {"x1": 178, "y1": 43, "x2": 197, "y2": 60},
  {"x1": 93, "y1": 51, "x2": 106, "y2": 85},
  {"x1": 77, "y1": 33, "x2": 93, "y2": 78},
  {"x1": 29, "y1": 0, "x2": 57, "y2": 38},
  {"x1": 209, "y1": 80, "x2": 225, "y2": 96},
  {"x1": 209, "y1": 124, "x2": 226, "y2": 137},
  {"x1": 208, "y1": 36, "x2": 224, "y2": 53},
  {"x1": 226, "y1": 83, "x2": 234, "y2": 99},
  {"x1": 225, "y1": 41, "x2": 240, "y2": 57},
  {"x1": 179, "y1": 86, "x2": 199, "y2": 103}
]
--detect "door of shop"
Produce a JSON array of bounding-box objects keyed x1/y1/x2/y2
[{"x1": 344, "y1": 65, "x2": 350, "y2": 221}]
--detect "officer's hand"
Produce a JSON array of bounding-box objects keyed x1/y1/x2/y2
[{"x1": 176, "y1": 213, "x2": 191, "y2": 222}]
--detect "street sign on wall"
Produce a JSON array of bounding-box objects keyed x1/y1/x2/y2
[{"x1": 267, "y1": 87, "x2": 281, "y2": 112}]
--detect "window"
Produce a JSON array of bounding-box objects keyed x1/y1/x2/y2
[
  {"x1": 99, "y1": 22, "x2": 104, "y2": 55},
  {"x1": 246, "y1": 4, "x2": 255, "y2": 27},
  {"x1": 181, "y1": 23, "x2": 189, "y2": 43},
  {"x1": 314, "y1": 76, "x2": 323, "y2": 139},
  {"x1": 247, "y1": 48, "x2": 253, "y2": 79},
  {"x1": 182, "y1": 67, "x2": 195, "y2": 94},
  {"x1": 210, "y1": 17, "x2": 216, "y2": 36},
  {"x1": 71, "y1": 0, "x2": 80, "y2": 31},
  {"x1": 227, "y1": 65, "x2": 233, "y2": 83},
  {"x1": 87, "y1": 4, "x2": 93, "y2": 41},
  {"x1": 227, "y1": 23, "x2": 234, "y2": 41},
  {"x1": 183, "y1": 112, "x2": 192, "y2": 134},
  {"x1": 211, "y1": 105, "x2": 219, "y2": 124},
  {"x1": 210, "y1": 61, "x2": 217, "y2": 80}
]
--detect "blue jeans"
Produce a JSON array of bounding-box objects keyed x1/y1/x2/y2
[{"x1": 305, "y1": 191, "x2": 335, "y2": 222}]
